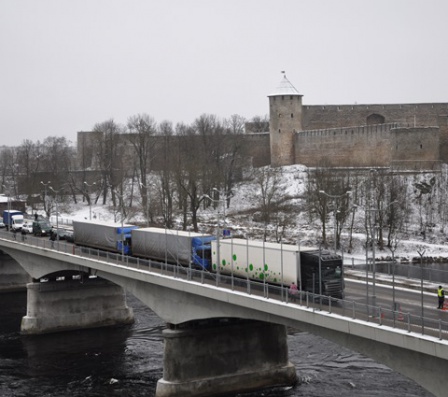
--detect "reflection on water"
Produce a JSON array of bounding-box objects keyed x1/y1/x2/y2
[{"x1": 0, "y1": 291, "x2": 433, "y2": 397}]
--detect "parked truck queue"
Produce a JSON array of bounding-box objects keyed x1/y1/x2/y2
[{"x1": 71, "y1": 220, "x2": 345, "y2": 300}]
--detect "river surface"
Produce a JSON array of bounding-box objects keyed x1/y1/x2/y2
[{"x1": 0, "y1": 291, "x2": 433, "y2": 397}]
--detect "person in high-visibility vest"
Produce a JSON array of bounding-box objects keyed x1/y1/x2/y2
[{"x1": 437, "y1": 286, "x2": 445, "y2": 309}]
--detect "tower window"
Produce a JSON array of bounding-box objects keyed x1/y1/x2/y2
[
  {"x1": 291, "y1": 113, "x2": 293, "y2": 118},
  {"x1": 279, "y1": 129, "x2": 281, "y2": 133},
  {"x1": 420, "y1": 144, "x2": 423, "y2": 149}
]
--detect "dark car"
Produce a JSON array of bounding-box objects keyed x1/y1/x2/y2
[
  {"x1": 50, "y1": 228, "x2": 74, "y2": 242},
  {"x1": 33, "y1": 220, "x2": 52, "y2": 237}
]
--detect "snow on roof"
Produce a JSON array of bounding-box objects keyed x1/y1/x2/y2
[{"x1": 268, "y1": 73, "x2": 301, "y2": 97}]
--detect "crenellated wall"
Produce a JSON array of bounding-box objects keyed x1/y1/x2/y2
[
  {"x1": 390, "y1": 126, "x2": 440, "y2": 170},
  {"x1": 302, "y1": 103, "x2": 448, "y2": 130},
  {"x1": 295, "y1": 123, "x2": 398, "y2": 168},
  {"x1": 75, "y1": 96, "x2": 448, "y2": 173},
  {"x1": 277, "y1": 102, "x2": 448, "y2": 169},
  {"x1": 241, "y1": 133, "x2": 271, "y2": 167}
]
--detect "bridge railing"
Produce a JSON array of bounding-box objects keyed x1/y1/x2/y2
[
  {"x1": 72, "y1": 244, "x2": 448, "y2": 342},
  {"x1": 3, "y1": 230, "x2": 448, "y2": 342}
]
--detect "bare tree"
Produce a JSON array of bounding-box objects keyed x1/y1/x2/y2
[
  {"x1": 157, "y1": 121, "x2": 176, "y2": 228},
  {"x1": 91, "y1": 119, "x2": 127, "y2": 206},
  {"x1": 305, "y1": 166, "x2": 351, "y2": 249},
  {"x1": 250, "y1": 166, "x2": 284, "y2": 241},
  {"x1": 173, "y1": 122, "x2": 207, "y2": 232},
  {"x1": 246, "y1": 115, "x2": 269, "y2": 133},
  {"x1": 0, "y1": 147, "x2": 17, "y2": 195},
  {"x1": 16, "y1": 139, "x2": 43, "y2": 195},
  {"x1": 126, "y1": 113, "x2": 158, "y2": 223}
]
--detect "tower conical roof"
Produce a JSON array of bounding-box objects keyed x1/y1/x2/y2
[{"x1": 268, "y1": 73, "x2": 301, "y2": 96}]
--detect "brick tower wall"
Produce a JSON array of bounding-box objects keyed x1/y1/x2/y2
[
  {"x1": 437, "y1": 115, "x2": 448, "y2": 163},
  {"x1": 301, "y1": 103, "x2": 448, "y2": 131},
  {"x1": 295, "y1": 124, "x2": 395, "y2": 168},
  {"x1": 269, "y1": 95, "x2": 303, "y2": 166},
  {"x1": 390, "y1": 126, "x2": 440, "y2": 170}
]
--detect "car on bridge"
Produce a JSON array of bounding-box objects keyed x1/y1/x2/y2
[
  {"x1": 32, "y1": 219, "x2": 52, "y2": 237},
  {"x1": 50, "y1": 227, "x2": 74, "y2": 242},
  {"x1": 22, "y1": 222, "x2": 33, "y2": 234}
]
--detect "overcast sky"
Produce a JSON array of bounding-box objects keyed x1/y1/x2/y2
[{"x1": 2, "y1": 0, "x2": 448, "y2": 146}]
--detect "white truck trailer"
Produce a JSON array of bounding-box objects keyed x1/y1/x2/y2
[
  {"x1": 211, "y1": 239, "x2": 344, "y2": 298},
  {"x1": 131, "y1": 227, "x2": 215, "y2": 270},
  {"x1": 72, "y1": 220, "x2": 138, "y2": 255}
]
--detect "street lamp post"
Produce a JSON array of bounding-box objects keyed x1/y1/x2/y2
[
  {"x1": 49, "y1": 185, "x2": 66, "y2": 249},
  {"x1": 389, "y1": 236, "x2": 399, "y2": 326},
  {"x1": 417, "y1": 247, "x2": 426, "y2": 334},
  {"x1": 2, "y1": 184, "x2": 11, "y2": 231},
  {"x1": 212, "y1": 188, "x2": 227, "y2": 230},
  {"x1": 139, "y1": 182, "x2": 154, "y2": 226},
  {"x1": 368, "y1": 201, "x2": 398, "y2": 313},
  {"x1": 110, "y1": 186, "x2": 126, "y2": 260},
  {"x1": 83, "y1": 181, "x2": 96, "y2": 220},
  {"x1": 40, "y1": 181, "x2": 51, "y2": 217},
  {"x1": 203, "y1": 189, "x2": 230, "y2": 286}
]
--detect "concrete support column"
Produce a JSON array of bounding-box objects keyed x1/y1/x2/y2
[
  {"x1": 156, "y1": 319, "x2": 297, "y2": 397},
  {"x1": 0, "y1": 253, "x2": 31, "y2": 293},
  {"x1": 21, "y1": 278, "x2": 134, "y2": 335}
]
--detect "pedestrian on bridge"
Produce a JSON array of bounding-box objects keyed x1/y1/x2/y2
[
  {"x1": 437, "y1": 285, "x2": 445, "y2": 309},
  {"x1": 289, "y1": 282, "x2": 299, "y2": 302}
]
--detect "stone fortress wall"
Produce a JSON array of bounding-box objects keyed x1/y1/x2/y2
[
  {"x1": 295, "y1": 123, "x2": 440, "y2": 170},
  {"x1": 302, "y1": 103, "x2": 448, "y2": 130},
  {"x1": 76, "y1": 76, "x2": 448, "y2": 172},
  {"x1": 268, "y1": 75, "x2": 448, "y2": 170}
]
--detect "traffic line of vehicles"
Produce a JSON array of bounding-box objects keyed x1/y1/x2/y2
[
  {"x1": 0, "y1": 212, "x2": 344, "y2": 299},
  {"x1": 72, "y1": 220, "x2": 345, "y2": 299},
  {"x1": 1, "y1": 210, "x2": 71, "y2": 240}
]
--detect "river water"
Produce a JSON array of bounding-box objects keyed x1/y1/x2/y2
[{"x1": 0, "y1": 291, "x2": 433, "y2": 397}]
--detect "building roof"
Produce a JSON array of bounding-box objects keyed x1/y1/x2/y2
[{"x1": 268, "y1": 73, "x2": 301, "y2": 97}]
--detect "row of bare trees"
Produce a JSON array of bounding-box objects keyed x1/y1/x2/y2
[
  {"x1": 0, "y1": 112, "x2": 444, "y2": 248},
  {"x1": 0, "y1": 113, "x2": 269, "y2": 231},
  {"x1": 304, "y1": 166, "x2": 446, "y2": 253}
]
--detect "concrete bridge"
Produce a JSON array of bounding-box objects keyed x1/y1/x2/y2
[{"x1": 0, "y1": 235, "x2": 447, "y2": 397}]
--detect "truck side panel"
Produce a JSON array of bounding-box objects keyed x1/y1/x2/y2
[
  {"x1": 73, "y1": 220, "x2": 137, "y2": 254},
  {"x1": 132, "y1": 228, "x2": 199, "y2": 265},
  {"x1": 73, "y1": 221, "x2": 117, "y2": 252},
  {"x1": 132, "y1": 227, "x2": 215, "y2": 269},
  {"x1": 212, "y1": 239, "x2": 299, "y2": 285},
  {"x1": 3, "y1": 210, "x2": 24, "y2": 230}
]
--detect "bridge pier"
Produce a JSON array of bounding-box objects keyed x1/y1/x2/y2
[
  {"x1": 156, "y1": 319, "x2": 297, "y2": 397},
  {"x1": 0, "y1": 252, "x2": 31, "y2": 292},
  {"x1": 21, "y1": 278, "x2": 134, "y2": 335}
]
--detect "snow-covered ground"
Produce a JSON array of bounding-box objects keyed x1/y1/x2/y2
[{"x1": 43, "y1": 164, "x2": 448, "y2": 264}]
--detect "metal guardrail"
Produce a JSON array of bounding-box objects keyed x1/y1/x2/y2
[
  {"x1": 2, "y1": 229, "x2": 448, "y2": 342},
  {"x1": 347, "y1": 257, "x2": 448, "y2": 285}
]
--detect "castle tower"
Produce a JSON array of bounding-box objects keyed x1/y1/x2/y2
[{"x1": 268, "y1": 73, "x2": 303, "y2": 166}]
